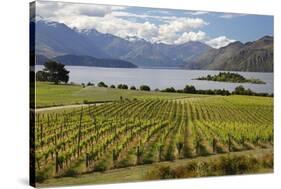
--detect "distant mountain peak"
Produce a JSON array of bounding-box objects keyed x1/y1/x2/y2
[
  {"x1": 36, "y1": 19, "x2": 68, "y2": 29},
  {"x1": 76, "y1": 28, "x2": 99, "y2": 35},
  {"x1": 259, "y1": 35, "x2": 273, "y2": 41},
  {"x1": 124, "y1": 35, "x2": 147, "y2": 43},
  {"x1": 225, "y1": 41, "x2": 243, "y2": 48}
]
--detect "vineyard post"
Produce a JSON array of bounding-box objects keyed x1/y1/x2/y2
[
  {"x1": 136, "y1": 146, "x2": 142, "y2": 164},
  {"x1": 213, "y1": 138, "x2": 217, "y2": 153},
  {"x1": 40, "y1": 123, "x2": 43, "y2": 143},
  {"x1": 241, "y1": 136, "x2": 245, "y2": 145},
  {"x1": 55, "y1": 151, "x2": 59, "y2": 174},
  {"x1": 36, "y1": 158, "x2": 41, "y2": 170},
  {"x1": 47, "y1": 114, "x2": 50, "y2": 127},
  {"x1": 196, "y1": 140, "x2": 200, "y2": 155},
  {"x1": 113, "y1": 149, "x2": 118, "y2": 167},
  {"x1": 159, "y1": 145, "x2": 163, "y2": 161},
  {"x1": 77, "y1": 107, "x2": 83, "y2": 157},
  {"x1": 228, "y1": 134, "x2": 231, "y2": 152},
  {"x1": 86, "y1": 153, "x2": 89, "y2": 168}
]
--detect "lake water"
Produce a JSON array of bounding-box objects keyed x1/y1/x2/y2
[{"x1": 35, "y1": 66, "x2": 273, "y2": 93}]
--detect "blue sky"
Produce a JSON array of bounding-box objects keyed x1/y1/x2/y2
[{"x1": 36, "y1": 1, "x2": 273, "y2": 48}]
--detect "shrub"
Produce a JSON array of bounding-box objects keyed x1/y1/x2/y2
[
  {"x1": 116, "y1": 156, "x2": 136, "y2": 168},
  {"x1": 218, "y1": 155, "x2": 260, "y2": 175},
  {"x1": 97, "y1": 81, "x2": 108, "y2": 88},
  {"x1": 146, "y1": 166, "x2": 173, "y2": 180},
  {"x1": 140, "y1": 85, "x2": 150, "y2": 91},
  {"x1": 117, "y1": 84, "x2": 128, "y2": 89},
  {"x1": 165, "y1": 143, "x2": 177, "y2": 161},
  {"x1": 62, "y1": 168, "x2": 79, "y2": 177},
  {"x1": 87, "y1": 82, "x2": 94, "y2": 86},
  {"x1": 94, "y1": 159, "x2": 111, "y2": 172},
  {"x1": 262, "y1": 153, "x2": 273, "y2": 168},
  {"x1": 142, "y1": 152, "x2": 157, "y2": 164},
  {"x1": 183, "y1": 85, "x2": 196, "y2": 93},
  {"x1": 142, "y1": 145, "x2": 158, "y2": 164},
  {"x1": 145, "y1": 153, "x2": 272, "y2": 180},
  {"x1": 162, "y1": 87, "x2": 176, "y2": 93},
  {"x1": 35, "y1": 171, "x2": 49, "y2": 183},
  {"x1": 130, "y1": 86, "x2": 136, "y2": 90}
]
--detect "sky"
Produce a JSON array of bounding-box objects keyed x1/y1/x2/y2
[{"x1": 35, "y1": 0, "x2": 273, "y2": 48}]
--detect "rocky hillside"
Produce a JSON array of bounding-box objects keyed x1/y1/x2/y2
[{"x1": 184, "y1": 36, "x2": 273, "y2": 72}]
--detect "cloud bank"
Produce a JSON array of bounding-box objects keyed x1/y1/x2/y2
[{"x1": 36, "y1": 1, "x2": 236, "y2": 48}]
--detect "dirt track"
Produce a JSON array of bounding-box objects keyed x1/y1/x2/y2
[{"x1": 33, "y1": 102, "x2": 107, "y2": 112}]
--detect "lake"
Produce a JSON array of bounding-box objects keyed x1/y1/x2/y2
[{"x1": 35, "y1": 66, "x2": 273, "y2": 93}]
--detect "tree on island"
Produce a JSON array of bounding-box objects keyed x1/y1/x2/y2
[{"x1": 36, "y1": 61, "x2": 69, "y2": 84}]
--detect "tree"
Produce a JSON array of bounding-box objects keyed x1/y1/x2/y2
[
  {"x1": 162, "y1": 87, "x2": 176, "y2": 93},
  {"x1": 87, "y1": 82, "x2": 94, "y2": 86},
  {"x1": 233, "y1": 85, "x2": 245, "y2": 95},
  {"x1": 98, "y1": 81, "x2": 108, "y2": 88},
  {"x1": 43, "y1": 61, "x2": 69, "y2": 84},
  {"x1": 183, "y1": 85, "x2": 196, "y2": 94},
  {"x1": 36, "y1": 70, "x2": 48, "y2": 81},
  {"x1": 36, "y1": 61, "x2": 69, "y2": 84},
  {"x1": 121, "y1": 84, "x2": 128, "y2": 89},
  {"x1": 117, "y1": 84, "x2": 128, "y2": 89},
  {"x1": 140, "y1": 85, "x2": 150, "y2": 91},
  {"x1": 130, "y1": 86, "x2": 136, "y2": 90}
]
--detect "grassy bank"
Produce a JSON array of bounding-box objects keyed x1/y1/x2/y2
[
  {"x1": 37, "y1": 149, "x2": 272, "y2": 187},
  {"x1": 35, "y1": 82, "x2": 207, "y2": 108}
]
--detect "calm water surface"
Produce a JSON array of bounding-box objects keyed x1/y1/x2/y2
[{"x1": 35, "y1": 66, "x2": 273, "y2": 93}]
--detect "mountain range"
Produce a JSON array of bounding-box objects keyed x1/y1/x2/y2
[
  {"x1": 183, "y1": 36, "x2": 273, "y2": 72},
  {"x1": 36, "y1": 54, "x2": 137, "y2": 68},
  {"x1": 33, "y1": 19, "x2": 273, "y2": 72}
]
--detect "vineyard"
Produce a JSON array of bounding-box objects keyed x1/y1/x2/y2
[{"x1": 34, "y1": 95, "x2": 273, "y2": 182}]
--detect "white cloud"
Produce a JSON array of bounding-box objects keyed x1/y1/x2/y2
[
  {"x1": 37, "y1": 1, "x2": 114, "y2": 18},
  {"x1": 160, "y1": 18, "x2": 207, "y2": 34},
  {"x1": 36, "y1": 1, "x2": 208, "y2": 44},
  {"x1": 206, "y1": 36, "x2": 236, "y2": 48},
  {"x1": 36, "y1": 1, "x2": 214, "y2": 45},
  {"x1": 157, "y1": 18, "x2": 208, "y2": 43},
  {"x1": 184, "y1": 11, "x2": 209, "y2": 16},
  {"x1": 219, "y1": 13, "x2": 246, "y2": 19},
  {"x1": 175, "y1": 31, "x2": 206, "y2": 44}
]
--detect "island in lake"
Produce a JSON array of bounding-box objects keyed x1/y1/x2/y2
[{"x1": 196, "y1": 72, "x2": 266, "y2": 84}]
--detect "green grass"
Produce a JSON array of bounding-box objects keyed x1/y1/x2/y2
[
  {"x1": 35, "y1": 82, "x2": 207, "y2": 108},
  {"x1": 37, "y1": 148, "x2": 272, "y2": 187}
]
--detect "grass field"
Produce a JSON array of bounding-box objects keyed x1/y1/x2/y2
[
  {"x1": 35, "y1": 82, "x2": 206, "y2": 108},
  {"x1": 33, "y1": 82, "x2": 273, "y2": 187}
]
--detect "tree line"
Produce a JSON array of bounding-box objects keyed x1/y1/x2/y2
[{"x1": 36, "y1": 61, "x2": 273, "y2": 97}]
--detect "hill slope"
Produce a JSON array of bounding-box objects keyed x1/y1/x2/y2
[
  {"x1": 184, "y1": 36, "x2": 273, "y2": 72},
  {"x1": 36, "y1": 54, "x2": 137, "y2": 68},
  {"x1": 34, "y1": 20, "x2": 108, "y2": 58}
]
